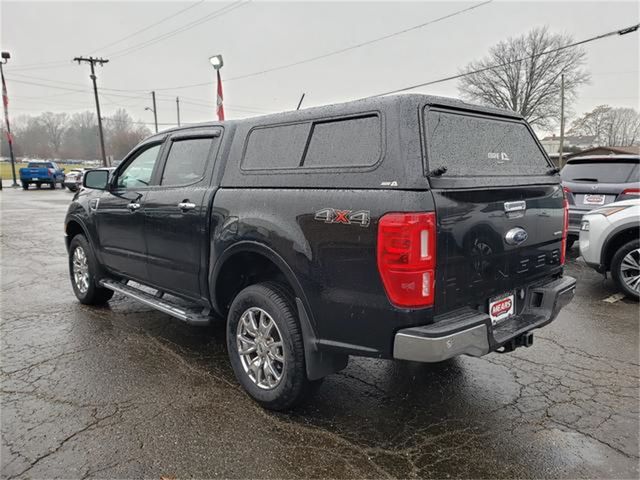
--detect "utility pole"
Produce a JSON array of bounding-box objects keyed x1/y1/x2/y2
[
  {"x1": 151, "y1": 91, "x2": 158, "y2": 133},
  {"x1": 558, "y1": 73, "x2": 565, "y2": 169},
  {"x1": 1, "y1": 51, "x2": 18, "y2": 187},
  {"x1": 176, "y1": 96, "x2": 181, "y2": 127},
  {"x1": 74, "y1": 56, "x2": 108, "y2": 167}
]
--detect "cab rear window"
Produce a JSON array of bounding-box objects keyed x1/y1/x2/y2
[{"x1": 425, "y1": 108, "x2": 549, "y2": 177}]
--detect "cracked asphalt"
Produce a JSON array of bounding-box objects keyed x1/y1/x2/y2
[{"x1": 1, "y1": 185, "x2": 639, "y2": 479}]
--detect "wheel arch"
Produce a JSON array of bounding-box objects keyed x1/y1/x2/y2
[
  {"x1": 64, "y1": 216, "x2": 92, "y2": 252},
  {"x1": 210, "y1": 241, "x2": 311, "y2": 320},
  {"x1": 601, "y1": 223, "x2": 640, "y2": 271}
]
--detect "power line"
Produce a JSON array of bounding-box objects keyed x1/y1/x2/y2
[
  {"x1": 372, "y1": 23, "x2": 640, "y2": 97},
  {"x1": 8, "y1": 1, "x2": 207, "y2": 71},
  {"x1": 148, "y1": 0, "x2": 493, "y2": 91},
  {"x1": 108, "y1": 1, "x2": 251, "y2": 59},
  {"x1": 91, "y1": 0, "x2": 205, "y2": 53}
]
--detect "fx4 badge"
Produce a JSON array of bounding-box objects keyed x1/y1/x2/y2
[{"x1": 314, "y1": 208, "x2": 370, "y2": 227}]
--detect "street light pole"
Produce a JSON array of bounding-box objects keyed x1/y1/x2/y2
[
  {"x1": 151, "y1": 91, "x2": 158, "y2": 133},
  {"x1": 1, "y1": 51, "x2": 19, "y2": 187},
  {"x1": 176, "y1": 96, "x2": 181, "y2": 127}
]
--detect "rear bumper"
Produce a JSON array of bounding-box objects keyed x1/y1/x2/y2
[{"x1": 393, "y1": 275, "x2": 576, "y2": 363}]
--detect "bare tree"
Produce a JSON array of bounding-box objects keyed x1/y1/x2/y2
[
  {"x1": 570, "y1": 105, "x2": 640, "y2": 146},
  {"x1": 39, "y1": 112, "x2": 69, "y2": 156},
  {"x1": 568, "y1": 105, "x2": 611, "y2": 145},
  {"x1": 104, "y1": 109, "x2": 152, "y2": 160},
  {"x1": 458, "y1": 27, "x2": 590, "y2": 128}
]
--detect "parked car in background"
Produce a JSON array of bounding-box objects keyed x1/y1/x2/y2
[
  {"x1": 19, "y1": 161, "x2": 65, "y2": 190},
  {"x1": 64, "y1": 169, "x2": 86, "y2": 192},
  {"x1": 579, "y1": 199, "x2": 640, "y2": 299},
  {"x1": 561, "y1": 155, "x2": 640, "y2": 249}
]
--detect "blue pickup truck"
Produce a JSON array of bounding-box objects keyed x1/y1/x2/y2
[{"x1": 19, "y1": 161, "x2": 65, "y2": 190}]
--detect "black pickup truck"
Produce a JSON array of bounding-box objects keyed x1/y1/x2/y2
[{"x1": 65, "y1": 94, "x2": 576, "y2": 410}]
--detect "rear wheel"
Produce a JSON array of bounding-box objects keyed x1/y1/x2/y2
[
  {"x1": 36, "y1": 183, "x2": 41, "y2": 189},
  {"x1": 50, "y1": 181, "x2": 56, "y2": 189},
  {"x1": 611, "y1": 239, "x2": 640, "y2": 300},
  {"x1": 226, "y1": 281, "x2": 315, "y2": 410},
  {"x1": 22, "y1": 182, "x2": 28, "y2": 190},
  {"x1": 68, "y1": 234, "x2": 114, "y2": 305}
]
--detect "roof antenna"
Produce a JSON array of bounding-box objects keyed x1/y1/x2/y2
[{"x1": 296, "y1": 93, "x2": 305, "y2": 110}]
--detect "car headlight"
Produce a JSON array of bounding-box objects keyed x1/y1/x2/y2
[
  {"x1": 580, "y1": 220, "x2": 589, "y2": 231},
  {"x1": 589, "y1": 205, "x2": 630, "y2": 217}
]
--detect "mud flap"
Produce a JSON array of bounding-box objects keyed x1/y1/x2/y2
[{"x1": 296, "y1": 298, "x2": 348, "y2": 380}]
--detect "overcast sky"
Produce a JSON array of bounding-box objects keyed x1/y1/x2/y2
[{"x1": 1, "y1": 0, "x2": 638, "y2": 134}]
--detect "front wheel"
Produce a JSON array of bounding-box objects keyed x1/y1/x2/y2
[
  {"x1": 226, "y1": 282, "x2": 314, "y2": 410},
  {"x1": 68, "y1": 234, "x2": 114, "y2": 305},
  {"x1": 611, "y1": 239, "x2": 640, "y2": 300}
]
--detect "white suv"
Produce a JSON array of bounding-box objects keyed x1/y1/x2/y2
[{"x1": 580, "y1": 199, "x2": 640, "y2": 299}]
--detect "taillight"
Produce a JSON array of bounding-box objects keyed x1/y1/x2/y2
[
  {"x1": 377, "y1": 212, "x2": 436, "y2": 308},
  {"x1": 563, "y1": 186, "x2": 573, "y2": 205},
  {"x1": 621, "y1": 188, "x2": 640, "y2": 196},
  {"x1": 48, "y1": 168, "x2": 55, "y2": 176},
  {"x1": 560, "y1": 193, "x2": 569, "y2": 265}
]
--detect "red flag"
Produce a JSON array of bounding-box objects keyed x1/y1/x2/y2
[
  {"x1": 1, "y1": 68, "x2": 12, "y2": 143},
  {"x1": 216, "y1": 69, "x2": 225, "y2": 121}
]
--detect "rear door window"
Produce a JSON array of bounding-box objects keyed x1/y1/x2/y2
[
  {"x1": 561, "y1": 162, "x2": 639, "y2": 183},
  {"x1": 425, "y1": 108, "x2": 549, "y2": 177},
  {"x1": 161, "y1": 137, "x2": 213, "y2": 186}
]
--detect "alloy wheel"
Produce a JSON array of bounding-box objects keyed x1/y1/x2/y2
[
  {"x1": 72, "y1": 246, "x2": 90, "y2": 294},
  {"x1": 236, "y1": 307, "x2": 285, "y2": 390},
  {"x1": 620, "y1": 248, "x2": 640, "y2": 294}
]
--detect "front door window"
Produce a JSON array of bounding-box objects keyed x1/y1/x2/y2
[{"x1": 117, "y1": 144, "x2": 162, "y2": 189}]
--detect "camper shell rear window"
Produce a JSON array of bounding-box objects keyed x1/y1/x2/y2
[{"x1": 424, "y1": 108, "x2": 550, "y2": 177}]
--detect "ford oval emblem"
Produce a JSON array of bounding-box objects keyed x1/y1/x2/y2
[{"x1": 505, "y1": 227, "x2": 528, "y2": 246}]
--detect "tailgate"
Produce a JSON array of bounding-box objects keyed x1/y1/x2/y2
[
  {"x1": 432, "y1": 186, "x2": 564, "y2": 314},
  {"x1": 21, "y1": 168, "x2": 50, "y2": 179}
]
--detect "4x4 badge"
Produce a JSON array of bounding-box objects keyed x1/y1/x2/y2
[{"x1": 314, "y1": 208, "x2": 370, "y2": 227}]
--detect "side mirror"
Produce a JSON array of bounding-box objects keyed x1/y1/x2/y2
[{"x1": 84, "y1": 170, "x2": 110, "y2": 190}]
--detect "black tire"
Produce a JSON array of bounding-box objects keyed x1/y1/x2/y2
[
  {"x1": 36, "y1": 183, "x2": 41, "y2": 189},
  {"x1": 611, "y1": 239, "x2": 640, "y2": 300},
  {"x1": 227, "y1": 281, "x2": 314, "y2": 410},
  {"x1": 565, "y1": 236, "x2": 576, "y2": 251},
  {"x1": 50, "y1": 181, "x2": 55, "y2": 189},
  {"x1": 68, "y1": 234, "x2": 114, "y2": 305},
  {"x1": 22, "y1": 182, "x2": 28, "y2": 190}
]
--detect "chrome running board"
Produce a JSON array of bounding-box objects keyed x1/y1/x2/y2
[{"x1": 99, "y1": 279, "x2": 211, "y2": 326}]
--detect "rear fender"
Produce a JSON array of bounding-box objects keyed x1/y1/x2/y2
[{"x1": 210, "y1": 242, "x2": 347, "y2": 380}]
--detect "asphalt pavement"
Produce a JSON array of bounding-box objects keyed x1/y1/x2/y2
[{"x1": 1, "y1": 184, "x2": 638, "y2": 479}]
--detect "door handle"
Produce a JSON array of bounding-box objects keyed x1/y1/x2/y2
[
  {"x1": 127, "y1": 202, "x2": 141, "y2": 212},
  {"x1": 178, "y1": 202, "x2": 196, "y2": 211}
]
